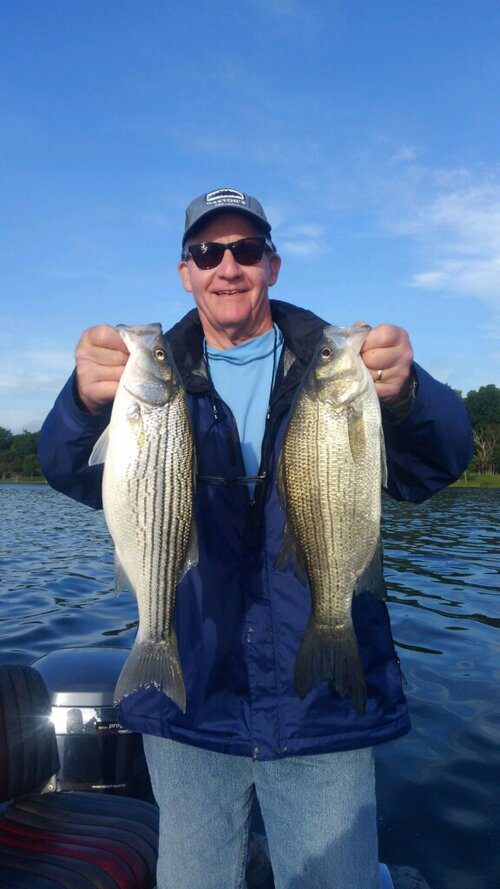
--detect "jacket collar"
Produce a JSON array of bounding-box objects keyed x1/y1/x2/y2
[{"x1": 165, "y1": 299, "x2": 328, "y2": 394}]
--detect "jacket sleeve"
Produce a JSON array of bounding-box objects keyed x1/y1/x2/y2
[
  {"x1": 382, "y1": 363, "x2": 473, "y2": 503},
  {"x1": 37, "y1": 370, "x2": 112, "y2": 510}
]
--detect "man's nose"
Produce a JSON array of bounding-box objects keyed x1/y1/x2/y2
[{"x1": 217, "y1": 247, "x2": 242, "y2": 276}]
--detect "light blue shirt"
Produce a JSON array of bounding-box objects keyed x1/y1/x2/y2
[{"x1": 205, "y1": 324, "x2": 283, "y2": 488}]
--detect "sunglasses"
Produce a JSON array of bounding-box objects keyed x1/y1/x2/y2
[{"x1": 181, "y1": 236, "x2": 275, "y2": 270}]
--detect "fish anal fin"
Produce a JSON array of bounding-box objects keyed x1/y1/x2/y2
[
  {"x1": 114, "y1": 551, "x2": 133, "y2": 595},
  {"x1": 178, "y1": 518, "x2": 199, "y2": 583},
  {"x1": 276, "y1": 519, "x2": 308, "y2": 586},
  {"x1": 354, "y1": 538, "x2": 386, "y2": 600}
]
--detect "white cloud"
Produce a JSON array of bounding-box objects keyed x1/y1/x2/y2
[
  {"x1": 281, "y1": 240, "x2": 321, "y2": 258},
  {"x1": 411, "y1": 258, "x2": 500, "y2": 303},
  {"x1": 248, "y1": 0, "x2": 309, "y2": 17},
  {"x1": 375, "y1": 165, "x2": 500, "y2": 320},
  {"x1": 406, "y1": 182, "x2": 500, "y2": 312},
  {"x1": 140, "y1": 211, "x2": 170, "y2": 228},
  {"x1": 0, "y1": 348, "x2": 74, "y2": 394},
  {"x1": 279, "y1": 221, "x2": 324, "y2": 258},
  {"x1": 283, "y1": 223, "x2": 323, "y2": 239},
  {"x1": 390, "y1": 145, "x2": 420, "y2": 164}
]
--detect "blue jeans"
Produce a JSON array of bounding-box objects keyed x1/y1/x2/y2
[{"x1": 143, "y1": 735, "x2": 381, "y2": 889}]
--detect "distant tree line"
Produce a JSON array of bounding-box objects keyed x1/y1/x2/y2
[
  {"x1": 453, "y1": 384, "x2": 500, "y2": 475},
  {"x1": 1, "y1": 383, "x2": 499, "y2": 480},
  {"x1": 0, "y1": 427, "x2": 42, "y2": 480}
]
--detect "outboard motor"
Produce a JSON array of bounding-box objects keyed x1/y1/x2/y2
[{"x1": 32, "y1": 647, "x2": 152, "y2": 800}]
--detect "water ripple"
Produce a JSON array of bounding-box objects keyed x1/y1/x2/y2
[{"x1": 1, "y1": 483, "x2": 499, "y2": 889}]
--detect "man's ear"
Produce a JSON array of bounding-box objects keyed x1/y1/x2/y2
[
  {"x1": 268, "y1": 253, "x2": 282, "y2": 287},
  {"x1": 178, "y1": 261, "x2": 193, "y2": 293}
]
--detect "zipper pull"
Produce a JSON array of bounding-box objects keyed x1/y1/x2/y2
[{"x1": 247, "y1": 499, "x2": 256, "y2": 527}]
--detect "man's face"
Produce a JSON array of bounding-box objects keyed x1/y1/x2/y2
[{"x1": 178, "y1": 212, "x2": 281, "y2": 347}]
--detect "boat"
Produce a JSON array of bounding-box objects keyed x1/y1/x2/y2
[{"x1": 0, "y1": 647, "x2": 431, "y2": 888}]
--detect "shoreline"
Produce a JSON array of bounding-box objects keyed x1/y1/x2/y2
[
  {"x1": 1, "y1": 477, "x2": 499, "y2": 489},
  {"x1": 451, "y1": 473, "x2": 500, "y2": 489},
  {"x1": 0, "y1": 478, "x2": 47, "y2": 485}
]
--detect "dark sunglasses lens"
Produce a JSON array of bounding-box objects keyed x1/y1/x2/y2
[
  {"x1": 189, "y1": 238, "x2": 265, "y2": 269},
  {"x1": 232, "y1": 239, "x2": 264, "y2": 264},
  {"x1": 190, "y1": 243, "x2": 224, "y2": 269}
]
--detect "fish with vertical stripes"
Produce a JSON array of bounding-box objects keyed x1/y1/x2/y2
[
  {"x1": 276, "y1": 324, "x2": 387, "y2": 715},
  {"x1": 89, "y1": 323, "x2": 197, "y2": 711}
]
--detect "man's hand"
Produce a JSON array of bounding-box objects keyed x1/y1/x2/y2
[
  {"x1": 75, "y1": 325, "x2": 129, "y2": 414},
  {"x1": 356, "y1": 323, "x2": 413, "y2": 405}
]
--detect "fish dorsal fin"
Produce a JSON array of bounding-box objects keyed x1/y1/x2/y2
[{"x1": 89, "y1": 426, "x2": 110, "y2": 466}]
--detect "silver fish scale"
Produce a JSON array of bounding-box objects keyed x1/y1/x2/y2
[
  {"x1": 103, "y1": 390, "x2": 194, "y2": 645},
  {"x1": 281, "y1": 365, "x2": 382, "y2": 628}
]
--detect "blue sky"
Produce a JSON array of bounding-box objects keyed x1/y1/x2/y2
[{"x1": 2, "y1": 0, "x2": 499, "y2": 432}]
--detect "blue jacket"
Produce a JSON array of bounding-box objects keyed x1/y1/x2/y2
[{"x1": 38, "y1": 301, "x2": 473, "y2": 761}]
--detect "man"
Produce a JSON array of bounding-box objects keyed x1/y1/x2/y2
[{"x1": 38, "y1": 187, "x2": 472, "y2": 889}]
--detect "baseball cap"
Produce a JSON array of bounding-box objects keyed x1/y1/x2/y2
[{"x1": 182, "y1": 187, "x2": 272, "y2": 246}]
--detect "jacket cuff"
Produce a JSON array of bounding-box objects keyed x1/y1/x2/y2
[{"x1": 60, "y1": 369, "x2": 113, "y2": 433}]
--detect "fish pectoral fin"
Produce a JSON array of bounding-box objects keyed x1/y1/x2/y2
[
  {"x1": 294, "y1": 551, "x2": 309, "y2": 586},
  {"x1": 127, "y1": 403, "x2": 145, "y2": 449},
  {"x1": 354, "y1": 538, "x2": 386, "y2": 600},
  {"x1": 114, "y1": 551, "x2": 133, "y2": 595},
  {"x1": 178, "y1": 519, "x2": 199, "y2": 583},
  {"x1": 89, "y1": 426, "x2": 110, "y2": 466},
  {"x1": 347, "y1": 406, "x2": 366, "y2": 463}
]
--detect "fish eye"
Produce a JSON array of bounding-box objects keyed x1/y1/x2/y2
[
  {"x1": 155, "y1": 349, "x2": 166, "y2": 361},
  {"x1": 320, "y1": 347, "x2": 332, "y2": 359}
]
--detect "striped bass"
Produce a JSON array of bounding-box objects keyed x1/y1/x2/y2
[
  {"x1": 277, "y1": 324, "x2": 387, "y2": 715},
  {"x1": 89, "y1": 323, "x2": 197, "y2": 711}
]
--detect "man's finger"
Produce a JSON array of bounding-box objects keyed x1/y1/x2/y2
[
  {"x1": 79, "y1": 344, "x2": 129, "y2": 367},
  {"x1": 361, "y1": 323, "x2": 404, "y2": 352},
  {"x1": 359, "y1": 344, "x2": 403, "y2": 372},
  {"x1": 89, "y1": 325, "x2": 129, "y2": 352}
]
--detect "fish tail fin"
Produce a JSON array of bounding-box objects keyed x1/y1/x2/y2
[
  {"x1": 294, "y1": 619, "x2": 367, "y2": 715},
  {"x1": 114, "y1": 633, "x2": 186, "y2": 712}
]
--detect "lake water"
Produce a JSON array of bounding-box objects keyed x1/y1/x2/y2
[{"x1": 1, "y1": 484, "x2": 498, "y2": 889}]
